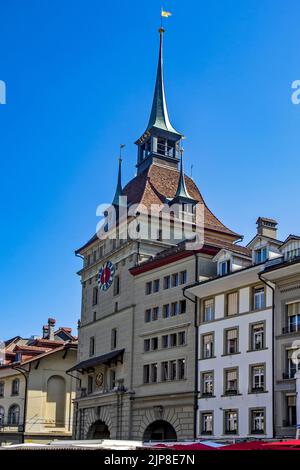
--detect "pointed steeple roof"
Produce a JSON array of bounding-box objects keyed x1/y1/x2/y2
[
  {"x1": 146, "y1": 28, "x2": 181, "y2": 135},
  {"x1": 173, "y1": 148, "x2": 193, "y2": 201},
  {"x1": 112, "y1": 157, "x2": 123, "y2": 207}
]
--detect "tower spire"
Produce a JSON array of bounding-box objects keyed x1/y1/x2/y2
[
  {"x1": 112, "y1": 145, "x2": 124, "y2": 207},
  {"x1": 174, "y1": 147, "x2": 191, "y2": 200},
  {"x1": 146, "y1": 28, "x2": 180, "y2": 135}
]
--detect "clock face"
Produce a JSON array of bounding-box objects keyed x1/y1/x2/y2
[
  {"x1": 98, "y1": 261, "x2": 115, "y2": 291},
  {"x1": 95, "y1": 372, "x2": 104, "y2": 388}
]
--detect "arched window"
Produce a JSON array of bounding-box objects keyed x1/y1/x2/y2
[
  {"x1": 0, "y1": 406, "x2": 4, "y2": 426},
  {"x1": 11, "y1": 378, "x2": 20, "y2": 396},
  {"x1": 8, "y1": 404, "x2": 20, "y2": 426},
  {"x1": 46, "y1": 376, "x2": 66, "y2": 427}
]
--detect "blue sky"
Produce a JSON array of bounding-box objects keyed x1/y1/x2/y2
[{"x1": 0, "y1": 0, "x2": 299, "y2": 338}]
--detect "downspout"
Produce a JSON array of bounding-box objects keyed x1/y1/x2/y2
[
  {"x1": 183, "y1": 252, "x2": 198, "y2": 440},
  {"x1": 66, "y1": 370, "x2": 82, "y2": 440},
  {"x1": 11, "y1": 365, "x2": 29, "y2": 443},
  {"x1": 258, "y1": 272, "x2": 276, "y2": 439}
]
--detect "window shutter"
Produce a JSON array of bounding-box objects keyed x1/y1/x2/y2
[
  {"x1": 227, "y1": 292, "x2": 238, "y2": 315},
  {"x1": 227, "y1": 329, "x2": 237, "y2": 340}
]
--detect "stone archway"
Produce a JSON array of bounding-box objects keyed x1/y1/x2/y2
[
  {"x1": 143, "y1": 420, "x2": 177, "y2": 442},
  {"x1": 87, "y1": 420, "x2": 111, "y2": 439}
]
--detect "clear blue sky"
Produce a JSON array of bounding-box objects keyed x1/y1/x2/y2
[{"x1": 0, "y1": 0, "x2": 299, "y2": 339}]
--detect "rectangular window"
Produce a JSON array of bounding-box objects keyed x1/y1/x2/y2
[
  {"x1": 224, "y1": 410, "x2": 238, "y2": 434},
  {"x1": 255, "y1": 247, "x2": 268, "y2": 264},
  {"x1": 151, "y1": 337, "x2": 158, "y2": 351},
  {"x1": 201, "y1": 412, "x2": 213, "y2": 435},
  {"x1": 250, "y1": 409, "x2": 265, "y2": 434},
  {"x1": 286, "y1": 395, "x2": 297, "y2": 426},
  {"x1": 202, "y1": 372, "x2": 214, "y2": 396},
  {"x1": 92, "y1": 286, "x2": 98, "y2": 306},
  {"x1": 163, "y1": 304, "x2": 170, "y2": 318},
  {"x1": 145, "y1": 282, "x2": 152, "y2": 295},
  {"x1": 225, "y1": 368, "x2": 238, "y2": 395},
  {"x1": 180, "y1": 270, "x2": 187, "y2": 285},
  {"x1": 202, "y1": 333, "x2": 214, "y2": 359},
  {"x1": 178, "y1": 331, "x2": 186, "y2": 346},
  {"x1": 170, "y1": 333, "x2": 177, "y2": 347},
  {"x1": 172, "y1": 273, "x2": 179, "y2": 287},
  {"x1": 171, "y1": 302, "x2": 179, "y2": 316},
  {"x1": 144, "y1": 339, "x2": 150, "y2": 352},
  {"x1": 0, "y1": 382, "x2": 4, "y2": 397},
  {"x1": 111, "y1": 328, "x2": 117, "y2": 350},
  {"x1": 179, "y1": 299, "x2": 186, "y2": 314},
  {"x1": 161, "y1": 361, "x2": 169, "y2": 381},
  {"x1": 227, "y1": 291, "x2": 238, "y2": 316},
  {"x1": 152, "y1": 307, "x2": 159, "y2": 321},
  {"x1": 150, "y1": 363, "x2": 158, "y2": 383},
  {"x1": 109, "y1": 370, "x2": 116, "y2": 390},
  {"x1": 163, "y1": 276, "x2": 170, "y2": 289},
  {"x1": 204, "y1": 299, "x2": 214, "y2": 322},
  {"x1": 89, "y1": 336, "x2": 95, "y2": 357},
  {"x1": 170, "y1": 360, "x2": 177, "y2": 380},
  {"x1": 251, "y1": 323, "x2": 265, "y2": 350},
  {"x1": 225, "y1": 328, "x2": 238, "y2": 355},
  {"x1": 88, "y1": 375, "x2": 93, "y2": 394},
  {"x1": 153, "y1": 279, "x2": 160, "y2": 293},
  {"x1": 113, "y1": 275, "x2": 120, "y2": 296},
  {"x1": 251, "y1": 364, "x2": 265, "y2": 392},
  {"x1": 287, "y1": 302, "x2": 300, "y2": 333},
  {"x1": 145, "y1": 309, "x2": 152, "y2": 323},
  {"x1": 143, "y1": 365, "x2": 150, "y2": 384},
  {"x1": 253, "y1": 287, "x2": 265, "y2": 310},
  {"x1": 162, "y1": 335, "x2": 169, "y2": 349},
  {"x1": 178, "y1": 359, "x2": 185, "y2": 380},
  {"x1": 219, "y1": 260, "x2": 230, "y2": 276}
]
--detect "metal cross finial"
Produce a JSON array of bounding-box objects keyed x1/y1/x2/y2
[{"x1": 119, "y1": 144, "x2": 125, "y2": 162}]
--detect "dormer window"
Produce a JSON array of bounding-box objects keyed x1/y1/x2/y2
[
  {"x1": 255, "y1": 247, "x2": 268, "y2": 264},
  {"x1": 219, "y1": 260, "x2": 230, "y2": 276}
]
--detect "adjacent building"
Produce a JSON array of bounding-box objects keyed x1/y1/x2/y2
[{"x1": 0, "y1": 318, "x2": 77, "y2": 445}]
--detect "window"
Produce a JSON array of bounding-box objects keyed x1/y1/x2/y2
[
  {"x1": 109, "y1": 370, "x2": 116, "y2": 390},
  {"x1": 180, "y1": 270, "x2": 187, "y2": 285},
  {"x1": 161, "y1": 362, "x2": 169, "y2": 381},
  {"x1": 93, "y1": 311, "x2": 97, "y2": 322},
  {"x1": 163, "y1": 276, "x2": 170, "y2": 289},
  {"x1": 251, "y1": 365, "x2": 265, "y2": 392},
  {"x1": 201, "y1": 412, "x2": 213, "y2": 435},
  {"x1": 225, "y1": 328, "x2": 238, "y2": 355},
  {"x1": 113, "y1": 275, "x2": 120, "y2": 296},
  {"x1": 145, "y1": 282, "x2": 152, "y2": 295},
  {"x1": 202, "y1": 333, "x2": 214, "y2": 359},
  {"x1": 225, "y1": 369, "x2": 238, "y2": 395},
  {"x1": 179, "y1": 299, "x2": 186, "y2": 314},
  {"x1": 287, "y1": 302, "x2": 300, "y2": 333},
  {"x1": 170, "y1": 360, "x2": 177, "y2": 380},
  {"x1": 226, "y1": 291, "x2": 238, "y2": 316},
  {"x1": 219, "y1": 260, "x2": 230, "y2": 276},
  {"x1": 224, "y1": 410, "x2": 238, "y2": 434},
  {"x1": 172, "y1": 273, "x2": 179, "y2": 287},
  {"x1": 8, "y1": 405, "x2": 20, "y2": 426},
  {"x1": 93, "y1": 251, "x2": 97, "y2": 263},
  {"x1": 92, "y1": 286, "x2": 98, "y2": 306},
  {"x1": 99, "y1": 246, "x2": 104, "y2": 258},
  {"x1": 0, "y1": 382, "x2": 4, "y2": 398},
  {"x1": 286, "y1": 395, "x2": 297, "y2": 426},
  {"x1": 162, "y1": 335, "x2": 169, "y2": 349},
  {"x1": 152, "y1": 307, "x2": 159, "y2": 321},
  {"x1": 178, "y1": 331, "x2": 186, "y2": 346},
  {"x1": 87, "y1": 375, "x2": 93, "y2": 394},
  {"x1": 150, "y1": 363, "x2": 158, "y2": 383},
  {"x1": 145, "y1": 309, "x2": 152, "y2": 323},
  {"x1": 253, "y1": 287, "x2": 265, "y2": 310},
  {"x1": 0, "y1": 406, "x2": 4, "y2": 426},
  {"x1": 151, "y1": 337, "x2": 158, "y2": 351},
  {"x1": 87, "y1": 254, "x2": 91, "y2": 266},
  {"x1": 255, "y1": 247, "x2": 268, "y2": 264},
  {"x1": 204, "y1": 299, "x2": 214, "y2": 322},
  {"x1": 250, "y1": 409, "x2": 265, "y2": 434},
  {"x1": 170, "y1": 333, "x2": 177, "y2": 347},
  {"x1": 143, "y1": 365, "x2": 150, "y2": 384},
  {"x1": 171, "y1": 302, "x2": 179, "y2": 316},
  {"x1": 178, "y1": 359, "x2": 185, "y2": 380},
  {"x1": 114, "y1": 302, "x2": 118, "y2": 312},
  {"x1": 251, "y1": 323, "x2": 265, "y2": 350},
  {"x1": 11, "y1": 379, "x2": 19, "y2": 396},
  {"x1": 153, "y1": 279, "x2": 160, "y2": 293},
  {"x1": 144, "y1": 339, "x2": 150, "y2": 352},
  {"x1": 111, "y1": 328, "x2": 117, "y2": 350},
  {"x1": 287, "y1": 349, "x2": 300, "y2": 378},
  {"x1": 163, "y1": 304, "x2": 170, "y2": 318},
  {"x1": 202, "y1": 372, "x2": 214, "y2": 396},
  {"x1": 89, "y1": 337, "x2": 95, "y2": 357}
]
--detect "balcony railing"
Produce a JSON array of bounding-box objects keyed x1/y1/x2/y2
[
  {"x1": 201, "y1": 392, "x2": 213, "y2": 398},
  {"x1": 283, "y1": 371, "x2": 296, "y2": 380},
  {"x1": 282, "y1": 325, "x2": 300, "y2": 334},
  {"x1": 251, "y1": 386, "x2": 265, "y2": 393},
  {"x1": 225, "y1": 389, "x2": 238, "y2": 396}
]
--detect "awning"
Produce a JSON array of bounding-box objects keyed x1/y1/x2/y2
[{"x1": 67, "y1": 349, "x2": 125, "y2": 373}]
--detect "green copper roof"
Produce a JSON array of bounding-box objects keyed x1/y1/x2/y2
[
  {"x1": 174, "y1": 150, "x2": 192, "y2": 200},
  {"x1": 112, "y1": 158, "x2": 123, "y2": 206},
  {"x1": 146, "y1": 28, "x2": 181, "y2": 136}
]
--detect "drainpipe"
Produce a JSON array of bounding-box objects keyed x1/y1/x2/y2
[
  {"x1": 183, "y1": 252, "x2": 198, "y2": 440},
  {"x1": 258, "y1": 272, "x2": 276, "y2": 439},
  {"x1": 11, "y1": 365, "x2": 29, "y2": 443}
]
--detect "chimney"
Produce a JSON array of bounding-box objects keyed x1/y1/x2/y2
[
  {"x1": 48, "y1": 318, "x2": 56, "y2": 341},
  {"x1": 256, "y1": 217, "x2": 278, "y2": 239},
  {"x1": 42, "y1": 325, "x2": 48, "y2": 339}
]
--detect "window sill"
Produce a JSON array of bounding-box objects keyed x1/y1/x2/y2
[
  {"x1": 199, "y1": 394, "x2": 216, "y2": 399},
  {"x1": 199, "y1": 356, "x2": 217, "y2": 361},
  {"x1": 221, "y1": 352, "x2": 241, "y2": 357},
  {"x1": 246, "y1": 347, "x2": 268, "y2": 353},
  {"x1": 248, "y1": 389, "x2": 268, "y2": 394},
  {"x1": 221, "y1": 392, "x2": 242, "y2": 397}
]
